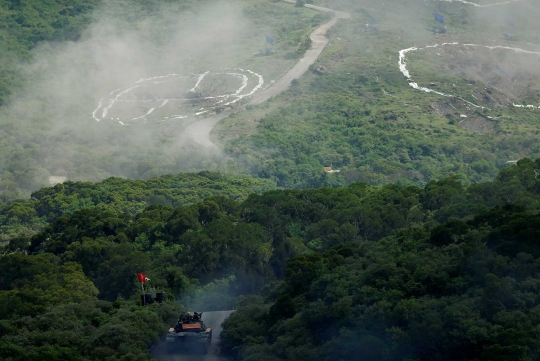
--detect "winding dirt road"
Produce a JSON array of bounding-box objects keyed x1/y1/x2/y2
[
  {"x1": 152, "y1": 310, "x2": 234, "y2": 361},
  {"x1": 181, "y1": 1, "x2": 350, "y2": 148},
  {"x1": 249, "y1": 1, "x2": 350, "y2": 105}
]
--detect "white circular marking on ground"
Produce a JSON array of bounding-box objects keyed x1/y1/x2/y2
[
  {"x1": 92, "y1": 69, "x2": 264, "y2": 125},
  {"x1": 431, "y1": 0, "x2": 523, "y2": 7},
  {"x1": 399, "y1": 43, "x2": 540, "y2": 109}
]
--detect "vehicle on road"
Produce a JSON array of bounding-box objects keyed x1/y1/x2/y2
[{"x1": 166, "y1": 313, "x2": 212, "y2": 354}]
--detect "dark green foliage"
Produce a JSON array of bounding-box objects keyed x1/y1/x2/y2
[
  {"x1": 0, "y1": 159, "x2": 538, "y2": 360},
  {"x1": 0, "y1": 252, "x2": 181, "y2": 361},
  {"x1": 0, "y1": 300, "x2": 180, "y2": 361},
  {"x1": 216, "y1": 160, "x2": 540, "y2": 361},
  {"x1": 221, "y1": 209, "x2": 540, "y2": 361},
  {"x1": 0, "y1": 172, "x2": 271, "y2": 243}
]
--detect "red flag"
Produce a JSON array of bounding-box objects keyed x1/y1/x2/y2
[{"x1": 137, "y1": 273, "x2": 147, "y2": 283}]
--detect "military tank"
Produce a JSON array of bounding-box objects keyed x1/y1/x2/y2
[{"x1": 166, "y1": 312, "x2": 212, "y2": 354}]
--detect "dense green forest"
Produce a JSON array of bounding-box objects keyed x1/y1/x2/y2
[
  {"x1": 1, "y1": 158, "x2": 538, "y2": 360},
  {"x1": 220, "y1": 158, "x2": 540, "y2": 361},
  {"x1": 0, "y1": 172, "x2": 271, "y2": 243},
  {"x1": 1, "y1": 0, "x2": 540, "y2": 359}
]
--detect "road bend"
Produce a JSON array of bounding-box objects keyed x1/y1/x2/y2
[{"x1": 181, "y1": 1, "x2": 350, "y2": 148}]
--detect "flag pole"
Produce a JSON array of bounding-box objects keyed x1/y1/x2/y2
[{"x1": 141, "y1": 281, "x2": 145, "y2": 305}]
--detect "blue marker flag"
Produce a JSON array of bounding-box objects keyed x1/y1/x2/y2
[
  {"x1": 435, "y1": 13, "x2": 444, "y2": 23},
  {"x1": 366, "y1": 11, "x2": 376, "y2": 23},
  {"x1": 266, "y1": 35, "x2": 275, "y2": 46}
]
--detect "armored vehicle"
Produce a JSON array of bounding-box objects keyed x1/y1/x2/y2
[{"x1": 166, "y1": 313, "x2": 212, "y2": 354}]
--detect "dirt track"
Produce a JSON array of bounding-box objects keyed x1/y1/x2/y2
[
  {"x1": 249, "y1": 1, "x2": 350, "y2": 105},
  {"x1": 152, "y1": 310, "x2": 234, "y2": 361},
  {"x1": 181, "y1": 1, "x2": 350, "y2": 148}
]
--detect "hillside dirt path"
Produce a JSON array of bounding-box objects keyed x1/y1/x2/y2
[
  {"x1": 152, "y1": 311, "x2": 234, "y2": 361},
  {"x1": 181, "y1": 1, "x2": 350, "y2": 148},
  {"x1": 249, "y1": 1, "x2": 350, "y2": 105}
]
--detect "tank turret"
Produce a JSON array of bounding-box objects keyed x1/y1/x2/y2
[{"x1": 166, "y1": 312, "x2": 212, "y2": 354}]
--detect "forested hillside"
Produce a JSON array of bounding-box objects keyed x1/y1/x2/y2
[
  {"x1": 220, "y1": 158, "x2": 540, "y2": 361},
  {"x1": 1, "y1": 159, "x2": 538, "y2": 360},
  {"x1": 0, "y1": 172, "x2": 271, "y2": 243},
  {"x1": 1, "y1": 0, "x2": 540, "y2": 360}
]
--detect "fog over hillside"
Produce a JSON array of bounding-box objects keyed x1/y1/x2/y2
[
  {"x1": 4, "y1": 0, "x2": 256, "y2": 185},
  {"x1": 0, "y1": 0, "x2": 539, "y2": 198},
  {"x1": 15, "y1": 0, "x2": 250, "y2": 120}
]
